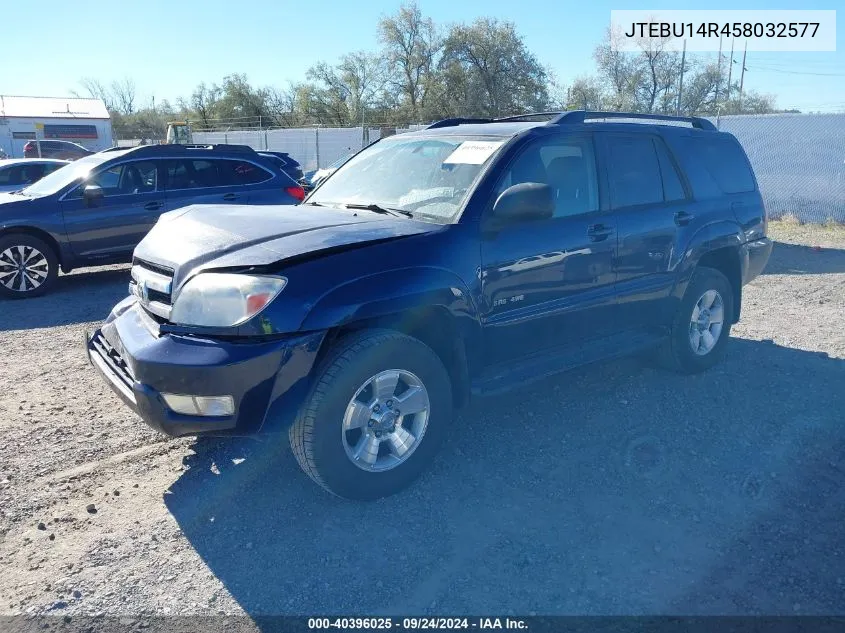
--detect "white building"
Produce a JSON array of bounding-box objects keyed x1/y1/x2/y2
[{"x1": 0, "y1": 95, "x2": 113, "y2": 158}]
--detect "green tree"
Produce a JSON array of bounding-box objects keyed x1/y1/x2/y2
[
  {"x1": 378, "y1": 2, "x2": 442, "y2": 122},
  {"x1": 437, "y1": 18, "x2": 550, "y2": 118}
]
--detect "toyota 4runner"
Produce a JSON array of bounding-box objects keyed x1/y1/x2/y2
[{"x1": 86, "y1": 111, "x2": 773, "y2": 500}]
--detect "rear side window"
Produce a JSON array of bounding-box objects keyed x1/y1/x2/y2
[
  {"x1": 165, "y1": 159, "x2": 271, "y2": 189},
  {"x1": 218, "y1": 160, "x2": 273, "y2": 186},
  {"x1": 604, "y1": 135, "x2": 663, "y2": 209},
  {"x1": 680, "y1": 136, "x2": 756, "y2": 195}
]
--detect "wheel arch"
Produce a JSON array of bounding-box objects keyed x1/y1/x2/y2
[
  {"x1": 672, "y1": 221, "x2": 745, "y2": 323},
  {"x1": 0, "y1": 226, "x2": 67, "y2": 271},
  {"x1": 318, "y1": 305, "x2": 474, "y2": 410}
]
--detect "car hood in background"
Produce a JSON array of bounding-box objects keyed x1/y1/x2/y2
[{"x1": 134, "y1": 204, "x2": 440, "y2": 290}]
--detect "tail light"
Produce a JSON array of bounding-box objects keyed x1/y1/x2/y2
[{"x1": 285, "y1": 185, "x2": 305, "y2": 202}]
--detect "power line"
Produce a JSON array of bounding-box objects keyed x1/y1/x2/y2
[{"x1": 747, "y1": 65, "x2": 845, "y2": 77}]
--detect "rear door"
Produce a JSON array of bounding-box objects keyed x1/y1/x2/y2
[
  {"x1": 597, "y1": 132, "x2": 690, "y2": 331},
  {"x1": 60, "y1": 159, "x2": 165, "y2": 259},
  {"x1": 161, "y1": 158, "x2": 274, "y2": 211}
]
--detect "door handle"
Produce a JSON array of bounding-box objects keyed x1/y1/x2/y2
[
  {"x1": 222, "y1": 193, "x2": 238, "y2": 202},
  {"x1": 144, "y1": 201, "x2": 162, "y2": 211},
  {"x1": 674, "y1": 211, "x2": 694, "y2": 226},
  {"x1": 587, "y1": 223, "x2": 613, "y2": 242}
]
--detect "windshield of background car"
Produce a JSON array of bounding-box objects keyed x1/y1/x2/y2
[
  {"x1": 20, "y1": 152, "x2": 119, "y2": 197},
  {"x1": 307, "y1": 135, "x2": 508, "y2": 222}
]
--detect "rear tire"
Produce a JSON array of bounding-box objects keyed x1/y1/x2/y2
[
  {"x1": 289, "y1": 329, "x2": 452, "y2": 500},
  {"x1": 658, "y1": 267, "x2": 734, "y2": 374},
  {"x1": 0, "y1": 234, "x2": 58, "y2": 299}
]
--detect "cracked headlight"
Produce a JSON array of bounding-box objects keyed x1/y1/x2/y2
[{"x1": 169, "y1": 273, "x2": 287, "y2": 327}]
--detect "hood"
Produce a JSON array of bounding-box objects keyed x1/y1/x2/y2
[
  {"x1": 134, "y1": 203, "x2": 439, "y2": 290},
  {"x1": 0, "y1": 193, "x2": 33, "y2": 214},
  {"x1": 0, "y1": 192, "x2": 30, "y2": 206}
]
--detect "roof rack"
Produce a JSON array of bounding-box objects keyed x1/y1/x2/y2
[
  {"x1": 426, "y1": 117, "x2": 495, "y2": 129},
  {"x1": 124, "y1": 143, "x2": 258, "y2": 156},
  {"x1": 493, "y1": 112, "x2": 563, "y2": 123},
  {"x1": 426, "y1": 110, "x2": 717, "y2": 131},
  {"x1": 548, "y1": 110, "x2": 716, "y2": 131}
]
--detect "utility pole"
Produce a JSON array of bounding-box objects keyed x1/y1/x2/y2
[
  {"x1": 738, "y1": 41, "x2": 748, "y2": 113},
  {"x1": 676, "y1": 39, "x2": 687, "y2": 116},
  {"x1": 715, "y1": 36, "x2": 723, "y2": 128},
  {"x1": 726, "y1": 38, "x2": 736, "y2": 105}
]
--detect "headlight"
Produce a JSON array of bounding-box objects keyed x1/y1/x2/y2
[{"x1": 169, "y1": 273, "x2": 287, "y2": 327}]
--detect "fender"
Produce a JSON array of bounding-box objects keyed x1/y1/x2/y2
[
  {"x1": 669, "y1": 219, "x2": 744, "y2": 301},
  {"x1": 0, "y1": 223, "x2": 75, "y2": 271},
  {"x1": 299, "y1": 265, "x2": 481, "y2": 333}
]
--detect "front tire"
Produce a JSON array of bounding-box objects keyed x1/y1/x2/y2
[
  {"x1": 289, "y1": 330, "x2": 452, "y2": 500},
  {"x1": 0, "y1": 234, "x2": 58, "y2": 299},
  {"x1": 658, "y1": 266, "x2": 734, "y2": 374}
]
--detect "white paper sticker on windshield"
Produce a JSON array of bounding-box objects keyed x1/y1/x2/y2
[{"x1": 442, "y1": 141, "x2": 504, "y2": 165}]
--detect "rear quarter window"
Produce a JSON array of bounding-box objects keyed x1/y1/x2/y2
[
  {"x1": 677, "y1": 135, "x2": 757, "y2": 197},
  {"x1": 219, "y1": 160, "x2": 273, "y2": 186}
]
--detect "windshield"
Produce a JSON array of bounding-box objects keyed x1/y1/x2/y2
[
  {"x1": 20, "y1": 152, "x2": 117, "y2": 197},
  {"x1": 307, "y1": 135, "x2": 507, "y2": 222}
]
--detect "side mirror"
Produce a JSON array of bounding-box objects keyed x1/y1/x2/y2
[
  {"x1": 490, "y1": 182, "x2": 554, "y2": 225},
  {"x1": 83, "y1": 185, "x2": 104, "y2": 206}
]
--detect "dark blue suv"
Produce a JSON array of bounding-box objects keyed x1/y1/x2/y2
[
  {"x1": 86, "y1": 111, "x2": 772, "y2": 500},
  {"x1": 0, "y1": 144, "x2": 305, "y2": 298}
]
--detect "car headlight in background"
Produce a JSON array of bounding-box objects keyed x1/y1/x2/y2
[{"x1": 169, "y1": 273, "x2": 287, "y2": 327}]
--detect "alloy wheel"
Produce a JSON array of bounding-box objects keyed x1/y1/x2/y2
[
  {"x1": 0, "y1": 245, "x2": 49, "y2": 293},
  {"x1": 688, "y1": 289, "x2": 725, "y2": 355},
  {"x1": 341, "y1": 369, "x2": 431, "y2": 472}
]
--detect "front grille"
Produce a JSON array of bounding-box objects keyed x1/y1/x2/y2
[
  {"x1": 130, "y1": 260, "x2": 175, "y2": 320},
  {"x1": 90, "y1": 331, "x2": 134, "y2": 388},
  {"x1": 133, "y1": 258, "x2": 174, "y2": 278}
]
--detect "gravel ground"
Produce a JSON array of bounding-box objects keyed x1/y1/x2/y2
[{"x1": 0, "y1": 222, "x2": 843, "y2": 622}]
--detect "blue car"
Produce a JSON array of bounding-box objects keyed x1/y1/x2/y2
[{"x1": 0, "y1": 144, "x2": 305, "y2": 298}]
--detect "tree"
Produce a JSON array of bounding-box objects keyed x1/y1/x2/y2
[
  {"x1": 73, "y1": 78, "x2": 114, "y2": 111},
  {"x1": 307, "y1": 52, "x2": 385, "y2": 125},
  {"x1": 378, "y1": 2, "x2": 441, "y2": 121},
  {"x1": 110, "y1": 77, "x2": 137, "y2": 115},
  {"x1": 438, "y1": 18, "x2": 550, "y2": 117},
  {"x1": 593, "y1": 27, "x2": 640, "y2": 111},
  {"x1": 565, "y1": 77, "x2": 605, "y2": 111},
  {"x1": 180, "y1": 82, "x2": 221, "y2": 128}
]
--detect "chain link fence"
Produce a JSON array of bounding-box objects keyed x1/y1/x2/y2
[
  {"x1": 192, "y1": 127, "x2": 384, "y2": 173},
  {"x1": 714, "y1": 113, "x2": 845, "y2": 224}
]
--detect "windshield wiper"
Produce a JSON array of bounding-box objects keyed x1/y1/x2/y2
[{"x1": 344, "y1": 203, "x2": 413, "y2": 218}]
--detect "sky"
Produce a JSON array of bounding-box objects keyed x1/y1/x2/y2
[{"x1": 3, "y1": 0, "x2": 844, "y2": 114}]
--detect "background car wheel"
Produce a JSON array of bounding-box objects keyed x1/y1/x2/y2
[
  {"x1": 289, "y1": 329, "x2": 452, "y2": 500},
  {"x1": 658, "y1": 266, "x2": 734, "y2": 374},
  {"x1": 0, "y1": 234, "x2": 58, "y2": 299}
]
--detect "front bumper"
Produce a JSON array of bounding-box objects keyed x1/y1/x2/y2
[
  {"x1": 741, "y1": 237, "x2": 773, "y2": 285},
  {"x1": 85, "y1": 297, "x2": 325, "y2": 437}
]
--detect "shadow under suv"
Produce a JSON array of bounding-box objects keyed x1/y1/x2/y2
[
  {"x1": 86, "y1": 111, "x2": 773, "y2": 500},
  {"x1": 0, "y1": 144, "x2": 305, "y2": 298}
]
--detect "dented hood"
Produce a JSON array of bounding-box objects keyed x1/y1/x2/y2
[{"x1": 133, "y1": 203, "x2": 438, "y2": 290}]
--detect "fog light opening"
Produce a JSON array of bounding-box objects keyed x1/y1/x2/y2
[{"x1": 161, "y1": 393, "x2": 235, "y2": 417}]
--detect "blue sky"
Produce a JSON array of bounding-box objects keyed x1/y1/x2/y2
[{"x1": 4, "y1": 0, "x2": 844, "y2": 113}]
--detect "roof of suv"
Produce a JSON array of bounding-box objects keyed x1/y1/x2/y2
[{"x1": 404, "y1": 110, "x2": 719, "y2": 140}]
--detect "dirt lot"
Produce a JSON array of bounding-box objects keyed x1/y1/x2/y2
[{"x1": 1, "y1": 222, "x2": 844, "y2": 621}]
